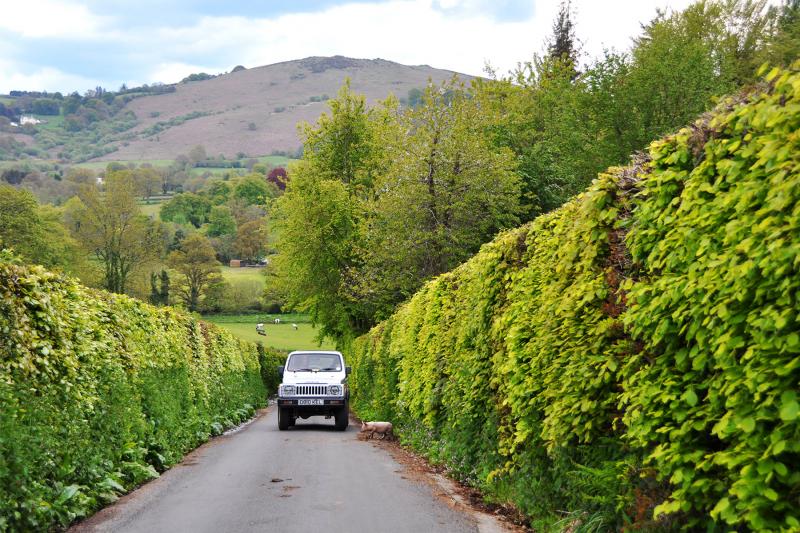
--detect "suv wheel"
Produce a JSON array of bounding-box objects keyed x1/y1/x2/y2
[
  {"x1": 334, "y1": 403, "x2": 349, "y2": 431},
  {"x1": 278, "y1": 406, "x2": 290, "y2": 430}
]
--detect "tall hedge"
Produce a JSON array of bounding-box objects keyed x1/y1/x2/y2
[
  {"x1": 346, "y1": 63, "x2": 800, "y2": 531},
  {"x1": 0, "y1": 257, "x2": 283, "y2": 531}
]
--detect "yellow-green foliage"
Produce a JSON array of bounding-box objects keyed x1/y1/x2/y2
[
  {"x1": 0, "y1": 258, "x2": 283, "y2": 531},
  {"x1": 346, "y1": 63, "x2": 800, "y2": 531}
]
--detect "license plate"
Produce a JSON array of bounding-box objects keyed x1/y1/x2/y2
[{"x1": 298, "y1": 399, "x2": 324, "y2": 405}]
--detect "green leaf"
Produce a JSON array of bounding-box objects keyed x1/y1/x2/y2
[
  {"x1": 56, "y1": 484, "x2": 81, "y2": 505},
  {"x1": 684, "y1": 389, "x2": 698, "y2": 407},
  {"x1": 738, "y1": 417, "x2": 755, "y2": 433},
  {"x1": 711, "y1": 497, "x2": 730, "y2": 518},
  {"x1": 780, "y1": 400, "x2": 799, "y2": 422}
]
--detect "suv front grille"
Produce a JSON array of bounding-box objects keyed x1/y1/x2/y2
[{"x1": 296, "y1": 385, "x2": 327, "y2": 396}]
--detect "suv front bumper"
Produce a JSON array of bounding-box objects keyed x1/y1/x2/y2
[{"x1": 277, "y1": 397, "x2": 346, "y2": 406}]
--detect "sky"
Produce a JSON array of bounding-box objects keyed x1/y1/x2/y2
[{"x1": 0, "y1": 0, "x2": 698, "y2": 94}]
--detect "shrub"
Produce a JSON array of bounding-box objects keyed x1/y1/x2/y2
[{"x1": 0, "y1": 259, "x2": 283, "y2": 531}]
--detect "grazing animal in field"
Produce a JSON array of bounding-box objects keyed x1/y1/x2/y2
[
  {"x1": 274, "y1": 318, "x2": 281, "y2": 324},
  {"x1": 292, "y1": 323, "x2": 298, "y2": 330},
  {"x1": 360, "y1": 421, "x2": 393, "y2": 440}
]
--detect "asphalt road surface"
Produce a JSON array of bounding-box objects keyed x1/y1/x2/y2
[{"x1": 71, "y1": 407, "x2": 483, "y2": 533}]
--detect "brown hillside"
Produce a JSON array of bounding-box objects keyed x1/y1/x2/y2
[{"x1": 98, "y1": 56, "x2": 472, "y2": 161}]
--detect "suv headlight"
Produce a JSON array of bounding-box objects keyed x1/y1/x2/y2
[
  {"x1": 280, "y1": 384, "x2": 295, "y2": 396},
  {"x1": 328, "y1": 384, "x2": 342, "y2": 396}
]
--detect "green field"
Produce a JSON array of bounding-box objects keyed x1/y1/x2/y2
[
  {"x1": 75, "y1": 159, "x2": 175, "y2": 170},
  {"x1": 30, "y1": 114, "x2": 64, "y2": 131},
  {"x1": 203, "y1": 313, "x2": 334, "y2": 351},
  {"x1": 221, "y1": 266, "x2": 265, "y2": 282},
  {"x1": 139, "y1": 202, "x2": 162, "y2": 218},
  {"x1": 257, "y1": 155, "x2": 293, "y2": 166}
]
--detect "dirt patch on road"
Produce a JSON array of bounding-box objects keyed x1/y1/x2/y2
[{"x1": 353, "y1": 418, "x2": 530, "y2": 533}]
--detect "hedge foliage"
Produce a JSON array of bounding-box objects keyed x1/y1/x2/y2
[
  {"x1": 0, "y1": 256, "x2": 282, "y2": 531},
  {"x1": 346, "y1": 63, "x2": 800, "y2": 531}
]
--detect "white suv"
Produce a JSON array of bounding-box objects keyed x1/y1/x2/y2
[{"x1": 276, "y1": 350, "x2": 350, "y2": 431}]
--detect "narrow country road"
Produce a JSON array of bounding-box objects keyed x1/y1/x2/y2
[{"x1": 70, "y1": 407, "x2": 490, "y2": 533}]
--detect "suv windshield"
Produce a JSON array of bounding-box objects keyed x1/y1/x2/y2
[{"x1": 286, "y1": 353, "x2": 342, "y2": 372}]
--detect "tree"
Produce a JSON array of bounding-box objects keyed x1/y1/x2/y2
[
  {"x1": 360, "y1": 79, "x2": 521, "y2": 319},
  {"x1": 188, "y1": 145, "x2": 207, "y2": 164},
  {"x1": 0, "y1": 185, "x2": 82, "y2": 271},
  {"x1": 232, "y1": 174, "x2": 275, "y2": 206},
  {"x1": 133, "y1": 167, "x2": 162, "y2": 200},
  {"x1": 267, "y1": 167, "x2": 288, "y2": 191},
  {"x1": 759, "y1": 0, "x2": 800, "y2": 68},
  {"x1": 204, "y1": 179, "x2": 232, "y2": 205},
  {"x1": 548, "y1": 1, "x2": 579, "y2": 73},
  {"x1": 272, "y1": 81, "x2": 385, "y2": 339},
  {"x1": 168, "y1": 233, "x2": 221, "y2": 311},
  {"x1": 66, "y1": 172, "x2": 164, "y2": 293},
  {"x1": 207, "y1": 205, "x2": 237, "y2": 237},
  {"x1": 149, "y1": 269, "x2": 170, "y2": 305},
  {"x1": 234, "y1": 219, "x2": 267, "y2": 262},
  {"x1": 0, "y1": 184, "x2": 47, "y2": 260},
  {"x1": 160, "y1": 192, "x2": 211, "y2": 227},
  {"x1": 299, "y1": 79, "x2": 380, "y2": 193},
  {"x1": 65, "y1": 167, "x2": 96, "y2": 185}
]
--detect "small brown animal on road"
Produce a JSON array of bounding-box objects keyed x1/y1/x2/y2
[{"x1": 360, "y1": 421, "x2": 393, "y2": 440}]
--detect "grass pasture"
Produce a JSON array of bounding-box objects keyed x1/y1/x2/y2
[
  {"x1": 75, "y1": 159, "x2": 175, "y2": 171},
  {"x1": 221, "y1": 266, "x2": 265, "y2": 282},
  {"x1": 204, "y1": 313, "x2": 334, "y2": 351}
]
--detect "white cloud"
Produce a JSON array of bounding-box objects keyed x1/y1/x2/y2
[
  {"x1": 148, "y1": 61, "x2": 219, "y2": 84},
  {"x1": 139, "y1": 0, "x2": 700, "y2": 85},
  {"x1": 0, "y1": 0, "x2": 708, "y2": 91},
  {"x1": 0, "y1": 58, "x2": 100, "y2": 93},
  {"x1": 0, "y1": 0, "x2": 111, "y2": 39}
]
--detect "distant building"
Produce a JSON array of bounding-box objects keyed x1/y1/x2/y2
[
  {"x1": 20, "y1": 115, "x2": 42, "y2": 125},
  {"x1": 230, "y1": 259, "x2": 243, "y2": 268}
]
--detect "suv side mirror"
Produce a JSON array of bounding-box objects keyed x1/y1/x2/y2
[
  {"x1": 346, "y1": 366, "x2": 352, "y2": 375},
  {"x1": 277, "y1": 365, "x2": 284, "y2": 378}
]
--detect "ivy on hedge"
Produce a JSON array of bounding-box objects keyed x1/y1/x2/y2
[
  {"x1": 346, "y1": 63, "x2": 799, "y2": 531},
  {"x1": 0, "y1": 260, "x2": 282, "y2": 531}
]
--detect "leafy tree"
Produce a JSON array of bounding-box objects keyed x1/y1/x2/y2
[
  {"x1": 233, "y1": 174, "x2": 275, "y2": 205},
  {"x1": 234, "y1": 218, "x2": 267, "y2": 262},
  {"x1": 168, "y1": 228, "x2": 186, "y2": 252},
  {"x1": 759, "y1": 0, "x2": 800, "y2": 67},
  {"x1": 274, "y1": 167, "x2": 365, "y2": 338},
  {"x1": 160, "y1": 192, "x2": 211, "y2": 227},
  {"x1": 407, "y1": 88, "x2": 424, "y2": 108},
  {"x1": 360, "y1": 80, "x2": 521, "y2": 318},
  {"x1": 0, "y1": 185, "x2": 82, "y2": 271},
  {"x1": 66, "y1": 172, "x2": 164, "y2": 293},
  {"x1": 272, "y1": 81, "x2": 385, "y2": 339},
  {"x1": 204, "y1": 179, "x2": 232, "y2": 205},
  {"x1": 133, "y1": 167, "x2": 162, "y2": 200},
  {"x1": 207, "y1": 205, "x2": 237, "y2": 237},
  {"x1": 168, "y1": 232, "x2": 221, "y2": 311},
  {"x1": 65, "y1": 167, "x2": 96, "y2": 185},
  {"x1": 149, "y1": 269, "x2": 170, "y2": 305},
  {"x1": 188, "y1": 144, "x2": 207, "y2": 164},
  {"x1": 267, "y1": 167, "x2": 288, "y2": 191},
  {"x1": 299, "y1": 79, "x2": 380, "y2": 193},
  {"x1": 548, "y1": 1, "x2": 579, "y2": 75}
]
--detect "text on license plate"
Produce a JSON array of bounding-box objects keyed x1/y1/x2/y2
[{"x1": 298, "y1": 399, "x2": 324, "y2": 405}]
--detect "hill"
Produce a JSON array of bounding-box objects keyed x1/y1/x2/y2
[{"x1": 3, "y1": 56, "x2": 472, "y2": 163}]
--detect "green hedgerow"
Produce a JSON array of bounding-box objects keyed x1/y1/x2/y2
[
  {"x1": 0, "y1": 260, "x2": 283, "y2": 531},
  {"x1": 346, "y1": 62, "x2": 800, "y2": 531}
]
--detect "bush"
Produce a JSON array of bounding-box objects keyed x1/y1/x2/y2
[
  {"x1": 0, "y1": 259, "x2": 283, "y2": 531},
  {"x1": 346, "y1": 64, "x2": 800, "y2": 531}
]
